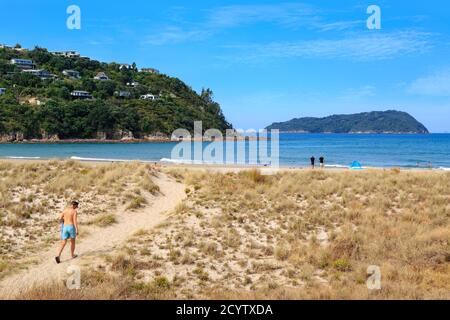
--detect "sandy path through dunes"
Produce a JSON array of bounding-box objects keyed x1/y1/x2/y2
[{"x1": 0, "y1": 172, "x2": 186, "y2": 299}]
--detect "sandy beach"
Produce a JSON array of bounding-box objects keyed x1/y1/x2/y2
[
  {"x1": 0, "y1": 156, "x2": 441, "y2": 172},
  {"x1": 0, "y1": 159, "x2": 448, "y2": 299}
]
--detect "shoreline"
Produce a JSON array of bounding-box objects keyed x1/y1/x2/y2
[
  {"x1": 0, "y1": 136, "x2": 267, "y2": 145},
  {"x1": 2, "y1": 132, "x2": 447, "y2": 144},
  {"x1": 0, "y1": 138, "x2": 172, "y2": 144},
  {"x1": 0, "y1": 157, "x2": 446, "y2": 173}
]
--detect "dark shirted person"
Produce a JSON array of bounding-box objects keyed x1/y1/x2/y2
[
  {"x1": 310, "y1": 156, "x2": 315, "y2": 169},
  {"x1": 319, "y1": 156, "x2": 325, "y2": 168}
]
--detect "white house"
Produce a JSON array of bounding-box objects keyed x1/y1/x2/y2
[
  {"x1": 11, "y1": 58, "x2": 35, "y2": 69},
  {"x1": 115, "y1": 90, "x2": 132, "y2": 98},
  {"x1": 140, "y1": 94, "x2": 160, "y2": 101},
  {"x1": 0, "y1": 88, "x2": 6, "y2": 95},
  {"x1": 126, "y1": 81, "x2": 140, "y2": 87},
  {"x1": 94, "y1": 72, "x2": 109, "y2": 81},
  {"x1": 71, "y1": 91, "x2": 93, "y2": 99},
  {"x1": 140, "y1": 68, "x2": 160, "y2": 74},
  {"x1": 22, "y1": 69, "x2": 54, "y2": 80},
  {"x1": 119, "y1": 64, "x2": 134, "y2": 70},
  {"x1": 62, "y1": 70, "x2": 81, "y2": 79},
  {"x1": 53, "y1": 51, "x2": 80, "y2": 58}
]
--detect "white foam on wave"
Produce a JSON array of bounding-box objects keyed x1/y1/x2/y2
[
  {"x1": 160, "y1": 158, "x2": 270, "y2": 166},
  {"x1": 6, "y1": 156, "x2": 41, "y2": 160},
  {"x1": 71, "y1": 156, "x2": 129, "y2": 162},
  {"x1": 324, "y1": 164, "x2": 348, "y2": 169},
  {"x1": 70, "y1": 156, "x2": 156, "y2": 163},
  {"x1": 160, "y1": 158, "x2": 205, "y2": 165},
  {"x1": 438, "y1": 167, "x2": 450, "y2": 171},
  {"x1": 160, "y1": 158, "x2": 226, "y2": 165}
]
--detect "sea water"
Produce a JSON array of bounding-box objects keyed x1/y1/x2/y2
[{"x1": 0, "y1": 134, "x2": 449, "y2": 169}]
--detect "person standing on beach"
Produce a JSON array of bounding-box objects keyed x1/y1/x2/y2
[
  {"x1": 55, "y1": 201, "x2": 79, "y2": 264},
  {"x1": 319, "y1": 156, "x2": 325, "y2": 168},
  {"x1": 310, "y1": 156, "x2": 315, "y2": 169}
]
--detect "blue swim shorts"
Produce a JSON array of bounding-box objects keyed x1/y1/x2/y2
[{"x1": 61, "y1": 225, "x2": 76, "y2": 240}]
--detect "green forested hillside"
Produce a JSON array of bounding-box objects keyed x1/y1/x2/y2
[
  {"x1": 0, "y1": 46, "x2": 231, "y2": 141},
  {"x1": 266, "y1": 111, "x2": 429, "y2": 134}
]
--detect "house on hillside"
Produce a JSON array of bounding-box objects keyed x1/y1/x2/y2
[
  {"x1": 70, "y1": 90, "x2": 93, "y2": 99},
  {"x1": 0, "y1": 88, "x2": 6, "y2": 95},
  {"x1": 22, "y1": 69, "x2": 55, "y2": 80},
  {"x1": 94, "y1": 72, "x2": 109, "y2": 81},
  {"x1": 62, "y1": 70, "x2": 81, "y2": 79},
  {"x1": 1, "y1": 45, "x2": 25, "y2": 51},
  {"x1": 126, "y1": 81, "x2": 140, "y2": 87},
  {"x1": 140, "y1": 94, "x2": 160, "y2": 101},
  {"x1": 20, "y1": 97, "x2": 43, "y2": 106},
  {"x1": 140, "y1": 68, "x2": 160, "y2": 74},
  {"x1": 114, "y1": 90, "x2": 132, "y2": 99},
  {"x1": 119, "y1": 64, "x2": 134, "y2": 70},
  {"x1": 53, "y1": 51, "x2": 80, "y2": 58},
  {"x1": 10, "y1": 58, "x2": 35, "y2": 70}
]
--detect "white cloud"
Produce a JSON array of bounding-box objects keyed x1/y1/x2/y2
[
  {"x1": 86, "y1": 37, "x2": 116, "y2": 46},
  {"x1": 222, "y1": 31, "x2": 432, "y2": 62},
  {"x1": 339, "y1": 85, "x2": 377, "y2": 101},
  {"x1": 407, "y1": 68, "x2": 450, "y2": 96},
  {"x1": 142, "y1": 26, "x2": 211, "y2": 45},
  {"x1": 206, "y1": 3, "x2": 319, "y2": 29},
  {"x1": 207, "y1": 3, "x2": 367, "y2": 31},
  {"x1": 143, "y1": 3, "x2": 365, "y2": 46}
]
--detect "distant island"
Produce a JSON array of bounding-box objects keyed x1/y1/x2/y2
[
  {"x1": 266, "y1": 110, "x2": 429, "y2": 134},
  {"x1": 0, "y1": 44, "x2": 231, "y2": 142}
]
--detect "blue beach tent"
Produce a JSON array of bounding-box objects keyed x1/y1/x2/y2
[{"x1": 350, "y1": 161, "x2": 363, "y2": 170}]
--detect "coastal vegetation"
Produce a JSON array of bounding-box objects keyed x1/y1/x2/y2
[
  {"x1": 6, "y1": 163, "x2": 449, "y2": 299},
  {"x1": 266, "y1": 111, "x2": 429, "y2": 134},
  {"x1": 0, "y1": 160, "x2": 159, "y2": 280},
  {"x1": 0, "y1": 46, "x2": 231, "y2": 141}
]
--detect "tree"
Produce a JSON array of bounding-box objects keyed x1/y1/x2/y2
[
  {"x1": 81, "y1": 78, "x2": 96, "y2": 93},
  {"x1": 87, "y1": 101, "x2": 117, "y2": 132},
  {"x1": 201, "y1": 88, "x2": 214, "y2": 104},
  {"x1": 37, "y1": 100, "x2": 63, "y2": 135},
  {"x1": 0, "y1": 44, "x2": 232, "y2": 139},
  {"x1": 29, "y1": 47, "x2": 52, "y2": 65},
  {"x1": 96, "y1": 81, "x2": 116, "y2": 99}
]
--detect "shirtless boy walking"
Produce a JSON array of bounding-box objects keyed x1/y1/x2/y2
[{"x1": 55, "y1": 201, "x2": 79, "y2": 264}]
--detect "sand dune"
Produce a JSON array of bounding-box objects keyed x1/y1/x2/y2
[
  {"x1": 0, "y1": 160, "x2": 448, "y2": 300},
  {"x1": 0, "y1": 171, "x2": 186, "y2": 299}
]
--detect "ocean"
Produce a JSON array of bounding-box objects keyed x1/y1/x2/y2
[{"x1": 1, "y1": 134, "x2": 449, "y2": 169}]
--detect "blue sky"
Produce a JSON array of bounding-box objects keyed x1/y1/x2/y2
[{"x1": 1, "y1": 1, "x2": 450, "y2": 132}]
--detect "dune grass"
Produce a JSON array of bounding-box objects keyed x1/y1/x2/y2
[
  {"x1": 0, "y1": 160, "x2": 159, "y2": 279},
  {"x1": 11, "y1": 167, "x2": 450, "y2": 300},
  {"x1": 87, "y1": 214, "x2": 117, "y2": 227},
  {"x1": 108, "y1": 168, "x2": 449, "y2": 299}
]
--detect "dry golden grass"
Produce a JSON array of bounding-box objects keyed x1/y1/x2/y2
[
  {"x1": 0, "y1": 160, "x2": 159, "y2": 279},
  {"x1": 17, "y1": 268, "x2": 174, "y2": 300},
  {"x1": 11, "y1": 167, "x2": 450, "y2": 300},
  {"x1": 99, "y1": 169, "x2": 449, "y2": 299},
  {"x1": 87, "y1": 214, "x2": 117, "y2": 227}
]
